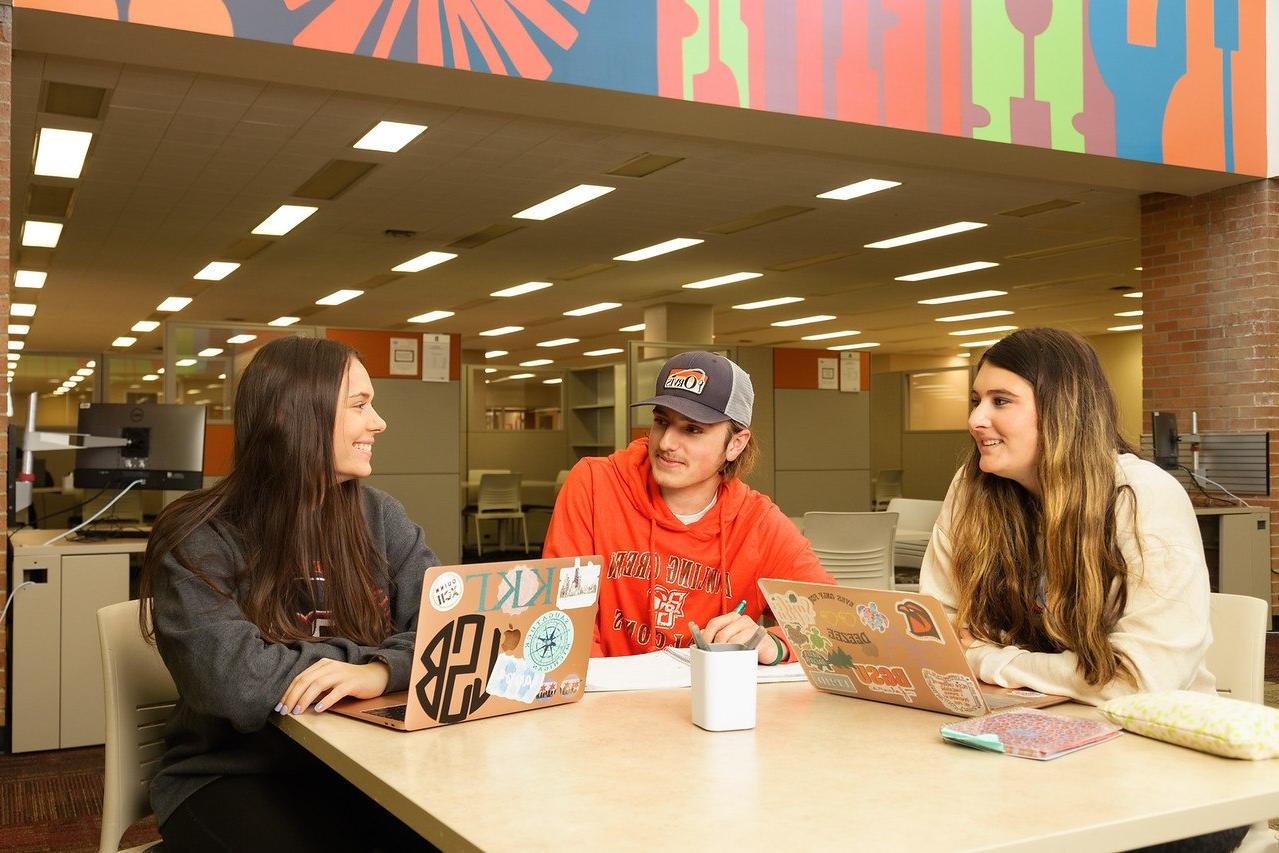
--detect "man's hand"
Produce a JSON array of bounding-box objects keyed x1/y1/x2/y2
[
  {"x1": 702, "y1": 613, "x2": 783, "y2": 664},
  {"x1": 277, "y1": 659, "x2": 390, "y2": 715}
]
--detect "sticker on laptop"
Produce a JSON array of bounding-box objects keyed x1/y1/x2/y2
[
  {"x1": 535, "y1": 679, "x2": 558, "y2": 703},
  {"x1": 428, "y1": 571, "x2": 464, "y2": 612},
  {"x1": 826, "y1": 646, "x2": 855, "y2": 670},
  {"x1": 559, "y1": 674, "x2": 581, "y2": 698},
  {"x1": 498, "y1": 566, "x2": 549, "y2": 616},
  {"x1": 855, "y1": 602, "x2": 889, "y2": 633},
  {"x1": 801, "y1": 648, "x2": 835, "y2": 672},
  {"x1": 525, "y1": 610, "x2": 574, "y2": 673},
  {"x1": 486, "y1": 652, "x2": 542, "y2": 704},
  {"x1": 896, "y1": 599, "x2": 944, "y2": 644},
  {"x1": 852, "y1": 663, "x2": 917, "y2": 703},
  {"x1": 922, "y1": 669, "x2": 984, "y2": 715},
  {"x1": 811, "y1": 672, "x2": 858, "y2": 693},
  {"x1": 766, "y1": 590, "x2": 817, "y2": 627},
  {"x1": 556, "y1": 558, "x2": 600, "y2": 609}
]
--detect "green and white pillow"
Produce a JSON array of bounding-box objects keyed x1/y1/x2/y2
[{"x1": 1099, "y1": 690, "x2": 1279, "y2": 760}]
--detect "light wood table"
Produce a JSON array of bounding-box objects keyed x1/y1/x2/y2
[{"x1": 276, "y1": 683, "x2": 1279, "y2": 852}]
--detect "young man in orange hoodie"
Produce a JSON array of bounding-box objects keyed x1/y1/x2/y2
[{"x1": 543, "y1": 351, "x2": 833, "y2": 664}]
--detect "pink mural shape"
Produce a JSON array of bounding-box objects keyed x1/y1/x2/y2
[
  {"x1": 1006, "y1": 0, "x2": 1052, "y2": 148},
  {"x1": 657, "y1": 0, "x2": 700, "y2": 99},
  {"x1": 1073, "y1": 0, "x2": 1116, "y2": 156}
]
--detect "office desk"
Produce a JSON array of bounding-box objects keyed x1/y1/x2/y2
[{"x1": 277, "y1": 684, "x2": 1279, "y2": 852}]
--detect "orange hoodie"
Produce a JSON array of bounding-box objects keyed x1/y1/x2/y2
[{"x1": 543, "y1": 438, "x2": 833, "y2": 658}]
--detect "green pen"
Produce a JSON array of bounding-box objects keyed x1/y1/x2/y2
[{"x1": 733, "y1": 600, "x2": 747, "y2": 615}]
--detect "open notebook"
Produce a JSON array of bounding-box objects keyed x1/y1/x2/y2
[{"x1": 585, "y1": 647, "x2": 806, "y2": 692}]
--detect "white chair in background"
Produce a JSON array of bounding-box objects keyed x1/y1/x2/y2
[
  {"x1": 470, "y1": 473, "x2": 528, "y2": 556},
  {"x1": 872, "y1": 469, "x2": 903, "y2": 510},
  {"x1": 97, "y1": 600, "x2": 176, "y2": 853},
  {"x1": 885, "y1": 497, "x2": 943, "y2": 572},
  {"x1": 802, "y1": 511, "x2": 898, "y2": 589}
]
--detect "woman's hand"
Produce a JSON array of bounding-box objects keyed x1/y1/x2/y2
[
  {"x1": 276, "y1": 659, "x2": 390, "y2": 715},
  {"x1": 957, "y1": 627, "x2": 977, "y2": 649}
]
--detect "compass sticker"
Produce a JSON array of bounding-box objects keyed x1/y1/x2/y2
[{"x1": 524, "y1": 610, "x2": 574, "y2": 673}]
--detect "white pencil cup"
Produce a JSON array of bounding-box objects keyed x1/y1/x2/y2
[{"x1": 690, "y1": 644, "x2": 757, "y2": 732}]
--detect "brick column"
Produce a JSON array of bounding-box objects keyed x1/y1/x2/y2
[
  {"x1": 1140, "y1": 179, "x2": 1279, "y2": 619},
  {"x1": 0, "y1": 0, "x2": 12, "y2": 728}
]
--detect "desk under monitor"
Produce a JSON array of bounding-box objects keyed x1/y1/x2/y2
[
  {"x1": 8, "y1": 528, "x2": 149, "y2": 753},
  {"x1": 277, "y1": 684, "x2": 1279, "y2": 852}
]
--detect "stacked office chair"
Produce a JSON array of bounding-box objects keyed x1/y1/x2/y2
[
  {"x1": 469, "y1": 473, "x2": 528, "y2": 556},
  {"x1": 97, "y1": 600, "x2": 177, "y2": 853},
  {"x1": 801, "y1": 511, "x2": 898, "y2": 589},
  {"x1": 872, "y1": 469, "x2": 903, "y2": 510},
  {"x1": 884, "y1": 497, "x2": 943, "y2": 585}
]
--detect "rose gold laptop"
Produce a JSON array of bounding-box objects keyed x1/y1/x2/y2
[
  {"x1": 757, "y1": 579, "x2": 1068, "y2": 717},
  {"x1": 334, "y1": 556, "x2": 601, "y2": 730}
]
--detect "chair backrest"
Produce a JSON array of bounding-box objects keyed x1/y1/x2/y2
[
  {"x1": 1205, "y1": 592, "x2": 1268, "y2": 704},
  {"x1": 802, "y1": 512, "x2": 898, "y2": 588},
  {"x1": 873, "y1": 469, "x2": 903, "y2": 509},
  {"x1": 477, "y1": 473, "x2": 523, "y2": 513},
  {"x1": 884, "y1": 497, "x2": 943, "y2": 533},
  {"x1": 468, "y1": 468, "x2": 511, "y2": 484},
  {"x1": 97, "y1": 600, "x2": 177, "y2": 853}
]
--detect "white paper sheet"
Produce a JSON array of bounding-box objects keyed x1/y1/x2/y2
[{"x1": 585, "y1": 648, "x2": 807, "y2": 692}]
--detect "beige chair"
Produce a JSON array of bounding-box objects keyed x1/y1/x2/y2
[
  {"x1": 470, "y1": 473, "x2": 528, "y2": 556},
  {"x1": 802, "y1": 511, "x2": 898, "y2": 589},
  {"x1": 464, "y1": 468, "x2": 511, "y2": 508},
  {"x1": 97, "y1": 600, "x2": 176, "y2": 853},
  {"x1": 885, "y1": 497, "x2": 943, "y2": 571},
  {"x1": 872, "y1": 469, "x2": 903, "y2": 510}
]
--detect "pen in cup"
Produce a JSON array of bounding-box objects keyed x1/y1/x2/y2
[
  {"x1": 745, "y1": 625, "x2": 768, "y2": 651},
  {"x1": 688, "y1": 621, "x2": 711, "y2": 651},
  {"x1": 733, "y1": 600, "x2": 747, "y2": 615}
]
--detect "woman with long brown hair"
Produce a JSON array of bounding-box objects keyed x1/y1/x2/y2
[
  {"x1": 920, "y1": 328, "x2": 1214, "y2": 704},
  {"x1": 141, "y1": 336, "x2": 436, "y2": 851}
]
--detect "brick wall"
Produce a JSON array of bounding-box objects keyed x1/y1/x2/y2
[
  {"x1": 1140, "y1": 178, "x2": 1279, "y2": 617},
  {"x1": 0, "y1": 0, "x2": 12, "y2": 728}
]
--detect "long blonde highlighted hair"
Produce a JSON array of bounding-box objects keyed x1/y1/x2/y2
[{"x1": 951, "y1": 328, "x2": 1138, "y2": 686}]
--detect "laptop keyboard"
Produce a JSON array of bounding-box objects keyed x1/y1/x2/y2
[{"x1": 366, "y1": 704, "x2": 408, "y2": 722}]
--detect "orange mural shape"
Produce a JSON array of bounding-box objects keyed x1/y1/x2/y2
[
  {"x1": 1162, "y1": 1, "x2": 1224, "y2": 171},
  {"x1": 129, "y1": 0, "x2": 234, "y2": 36},
  {"x1": 1231, "y1": 0, "x2": 1267, "y2": 176}
]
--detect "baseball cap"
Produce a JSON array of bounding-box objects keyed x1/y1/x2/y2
[{"x1": 631, "y1": 351, "x2": 754, "y2": 426}]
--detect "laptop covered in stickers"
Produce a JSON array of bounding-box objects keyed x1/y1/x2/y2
[
  {"x1": 756, "y1": 580, "x2": 1068, "y2": 717},
  {"x1": 333, "y1": 556, "x2": 602, "y2": 730}
]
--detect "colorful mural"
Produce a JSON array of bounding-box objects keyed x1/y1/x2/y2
[{"x1": 19, "y1": 0, "x2": 1268, "y2": 175}]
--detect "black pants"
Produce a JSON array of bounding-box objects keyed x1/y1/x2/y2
[
  {"x1": 1127, "y1": 824, "x2": 1250, "y2": 853},
  {"x1": 160, "y1": 742, "x2": 437, "y2": 853}
]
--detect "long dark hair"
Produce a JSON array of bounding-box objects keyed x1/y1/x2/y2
[
  {"x1": 950, "y1": 328, "x2": 1138, "y2": 686},
  {"x1": 139, "y1": 336, "x2": 388, "y2": 646}
]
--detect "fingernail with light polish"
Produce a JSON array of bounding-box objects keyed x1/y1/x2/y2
[
  {"x1": 274, "y1": 703, "x2": 283, "y2": 714},
  {"x1": 292, "y1": 705, "x2": 303, "y2": 715},
  {"x1": 314, "y1": 703, "x2": 325, "y2": 713}
]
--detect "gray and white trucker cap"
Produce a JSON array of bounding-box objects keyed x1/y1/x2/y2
[{"x1": 631, "y1": 351, "x2": 754, "y2": 426}]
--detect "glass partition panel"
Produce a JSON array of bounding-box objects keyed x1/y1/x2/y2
[
  {"x1": 166, "y1": 323, "x2": 316, "y2": 422},
  {"x1": 906, "y1": 368, "x2": 971, "y2": 431},
  {"x1": 467, "y1": 366, "x2": 563, "y2": 430},
  {"x1": 104, "y1": 355, "x2": 166, "y2": 405},
  {"x1": 9, "y1": 353, "x2": 99, "y2": 429}
]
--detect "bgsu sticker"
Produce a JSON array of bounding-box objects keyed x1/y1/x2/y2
[{"x1": 665, "y1": 368, "x2": 708, "y2": 394}]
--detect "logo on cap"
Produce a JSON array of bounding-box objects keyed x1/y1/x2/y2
[{"x1": 664, "y1": 368, "x2": 708, "y2": 395}]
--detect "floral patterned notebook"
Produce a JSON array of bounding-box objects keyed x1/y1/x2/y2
[{"x1": 941, "y1": 708, "x2": 1123, "y2": 760}]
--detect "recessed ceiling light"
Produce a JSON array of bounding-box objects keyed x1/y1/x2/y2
[
  {"x1": 22, "y1": 221, "x2": 63, "y2": 248},
  {"x1": 619, "y1": 323, "x2": 646, "y2": 332},
  {"x1": 268, "y1": 316, "x2": 300, "y2": 326},
  {"x1": 1133, "y1": 266, "x2": 1143, "y2": 271},
  {"x1": 484, "y1": 368, "x2": 497, "y2": 374},
  {"x1": 11, "y1": 303, "x2": 37, "y2": 317},
  {"x1": 957, "y1": 352, "x2": 971, "y2": 358},
  {"x1": 34, "y1": 128, "x2": 93, "y2": 179},
  {"x1": 801, "y1": 330, "x2": 860, "y2": 341},
  {"x1": 194, "y1": 261, "x2": 241, "y2": 281},
  {"x1": 520, "y1": 359, "x2": 553, "y2": 367},
  {"x1": 585, "y1": 348, "x2": 625, "y2": 356},
  {"x1": 218, "y1": 373, "x2": 226, "y2": 379},
  {"x1": 563, "y1": 302, "x2": 621, "y2": 317},
  {"x1": 771, "y1": 315, "x2": 837, "y2": 327},
  {"x1": 508, "y1": 373, "x2": 535, "y2": 380},
  {"x1": 960, "y1": 339, "x2": 1002, "y2": 348},
  {"x1": 537, "y1": 338, "x2": 579, "y2": 348},
  {"x1": 1108, "y1": 324, "x2": 1144, "y2": 332},
  {"x1": 131, "y1": 321, "x2": 160, "y2": 332},
  {"x1": 935, "y1": 310, "x2": 1014, "y2": 323},
  {"x1": 8, "y1": 324, "x2": 29, "y2": 335},
  {"x1": 1124, "y1": 291, "x2": 1143, "y2": 299},
  {"x1": 480, "y1": 326, "x2": 523, "y2": 337},
  {"x1": 156, "y1": 368, "x2": 164, "y2": 374},
  {"x1": 491, "y1": 281, "x2": 552, "y2": 298},
  {"x1": 484, "y1": 350, "x2": 508, "y2": 359},
  {"x1": 67, "y1": 375, "x2": 82, "y2": 383},
  {"x1": 14, "y1": 270, "x2": 47, "y2": 289},
  {"x1": 76, "y1": 368, "x2": 93, "y2": 376},
  {"x1": 175, "y1": 358, "x2": 198, "y2": 367},
  {"x1": 948, "y1": 325, "x2": 1017, "y2": 337},
  {"x1": 407, "y1": 310, "x2": 454, "y2": 323},
  {"x1": 112, "y1": 337, "x2": 136, "y2": 348},
  {"x1": 1113, "y1": 310, "x2": 1143, "y2": 318},
  {"x1": 513, "y1": 184, "x2": 615, "y2": 220},
  {"x1": 827, "y1": 342, "x2": 881, "y2": 350},
  {"x1": 7, "y1": 341, "x2": 24, "y2": 351},
  {"x1": 142, "y1": 374, "x2": 159, "y2": 381},
  {"x1": 733, "y1": 297, "x2": 804, "y2": 310},
  {"x1": 682, "y1": 272, "x2": 761, "y2": 290},
  {"x1": 86, "y1": 360, "x2": 95, "y2": 367},
  {"x1": 865, "y1": 221, "x2": 986, "y2": 249},
  {"x1": 251, "y1": 204, "x2": 318, "y2": 236},
  {"x1": 157, "y1": 296, "x2": 192, "y2": 312},
  {"x1": 613, "y1": 237, "x2": 703, "y2": 262},
  {"x1": 226, "y1": 334, "x2": 257, "y2": 344},
  {"x1": 198, "y1": 347, "x2": 224, "y2": 357},
  {"x1": 896, "y1": 261, "x2": 999, "y2": 282},
  {"x1": 917, "y1": 290, "x2": 1008, "y2": 305},
  {"x1": 542, "y1": 378, "x2": 563, "y2": 385},
  {"x1": 353, "y1": 120, "x2": 428, "y2": 152},
  {"x1": 392, "y1": 250, "x2": 457, "y2": 273},
  {"x1": 315, "y1": 289, "x2": 363, "y2": 305},
  {"x1": 816, "y1": 178, "x2": 901, "y2": 200},
  {"x1": 6, "y1": 353, "x2": 19, "y2": 361}
]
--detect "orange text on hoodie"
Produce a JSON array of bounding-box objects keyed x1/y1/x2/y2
[{"x1": 543, "y1": 438, "x2": 833, "y2": 659}]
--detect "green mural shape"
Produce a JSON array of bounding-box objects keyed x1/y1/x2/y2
[
  {"x1": 1036, "y1": 2, "x2": 1085, "y2": 153},
  {"x1": 970, "y1": 3, "x2": 1020, "y2": 143},
  {"x1": 681, "y1": 0, "x2": 750, "y2": 108}
]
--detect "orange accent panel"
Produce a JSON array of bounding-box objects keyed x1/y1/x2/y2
[
  {"x1": 773, "y1": 348, "x2": 869, "y2": 391},
  {"x1": 1231, "y1": 1, "x2": 1267, "y2": 176},
  {"x1": 324, "y1": 328, "x2": 461, "y2": 380},
  {"x1": 203, "y1": 423, "x2": 234, "y2": 477},
  {"x1": 1127, "y1": 0, "x2": 1157, "y2": 47},
  {"x1": 128, "y1": 0, "x2": 234, "y2": 35},
  {"x1": 631, "y1": 426, "x2": 648, "y2": 442},
  {"x1": 17, "y1": 0, "x2": 117, "y2": 17}
]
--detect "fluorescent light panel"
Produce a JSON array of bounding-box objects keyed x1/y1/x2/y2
[
  {"x1": 7, "y1": 341, "x2": 23, "y2": 350},
  {"x1": 480, "y1": 326, "x2": 523, "y2": 337},
  {"x1": 585, "y1": 348, "x2": 624, "y2": 356},
  {"x1": 563, "y1": 302, "x2": 621, "y2": 317},
  {"x1": 520, "y1": 359, "x2": 553, "y2": 367},
  {"x1": 175, "y1": 358, "x2": 197, "y2": 367},
  {"x1": 11, "y1": 303, "x2": 36, "y2": 317},
  {"x1": 619, "y1": 323, "x2": 646, "y2": 332},
  {"x1": 1109, "y1": 324, "x2": 1144, "y2": 332},
  {"x1": 801, "y1": 330, "x2": 860, "y2": 341},
  {"x1": 157, "y1": 297, "x2": 192, "y2": 312},
  {"x1": 1124, "y1": 291, "x2": 1143, "y2": 299},
  {"x1": 353, "y1": 120, "x2": 428, "y2": 153},
  {"x1": 537, "y1": 338, "x2": 579, "y2": 348},
  {"x1": 14, "y1": 270, "x2": 47, "y2": 289},
  {"x1": 508, "y1": 373, "x2": 535, "y2": 380},
  {"x1": 866, "y1": 221, "x2": 986, "y2": 249},
  {"x1": 8, "y1": 324, "x2": 29, "y2": 335},
  {"x1": 614, "y1": 237, "x2": 703, "y2": 262},
  {"x1": 315, "y1": 289, "x2": 363, "y2": 305},
  {"x1": 935, "y1": 310, "x2": 1013, "y2": 323},
  {"x1": 960, "y1": 339, "x2": 1002, "y2": 348},
  {"x1": 268, "y1": 316, "x2": 300, "y2": 326},
  {"x1": 1114, "y1": 310, "x2": 1144, "y2": 317},
  {"x1": 34, "y1": 128, "x2": 93, "y2": 179},
  {"x1": 132, "y1": 321, "x2": 160, "y2": 332},
  {"x1": 513, "y1": 184, "x2": 615, "y2": 220},
  {"x1": 771, "y1": 315, "x2": 836, "y2": 327},
  {"x1": 917, "y1": 290, "x2": 1007, "y2": 305},
  {"x1": 197, "y1": 347, "x2": 223, "y2": 357},
  {"x1": 828, "y1": 342, "x2": 880, "y2": 350},
  {"x1": 142, "y1": 374, "x2": 159, "y2": 381},
  {"x1": 484, "y1": 350, "x2": 508, "y2": 358},
  {"x1": 732, "y1": 296, "x2": 803, "y2": 310},
  {"x1": 251, "y1": 204, "x2": 318, "y2": 236},
  {"x1": 491, "y1": 281, "x2": 552, "y2": 298},
  {"x1": 76, "y1": 368, "x2": 93, "y2": 376},
  {"x1": 896, "y1": 261, "x2": 999, "y2": 282},
  {"x1": 22, "y1": 221, "x2": 63, "y2": 248},
  {"x1": 112, "y1": 337, "x2": 136, "y2": 347},
  {"x1": 226, "y1": 334, "x2": 257, "y2": 344},
  {"x1": 408, "y1": 310, "x2": 454, "y2": 323},
  {"x1": 682, "y1": 272, "x2": 761, "y2": 290},
  {"x1": 542, "y1": 378, "x2": 563, "y2": 385},
  {"x1": 392, "y1": 250, "x2": 456, "y2": 273},
  {"x1": 816, "y1": 178, "x2": 900, "y2": 200},
  {"x1": 948, "y1": 325, "x2": 1018, "y2": 337},
  {"x1": 194, "y1": 261, "x2": 241, "y2": 281}
]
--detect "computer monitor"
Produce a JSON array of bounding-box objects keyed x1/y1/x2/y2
[
  {"x1": 74, "y1": 403, "x2": 206, "y2": 490},
  {"x1": 1151, "y1": 411, "x2": 1179, "y2": 470}
]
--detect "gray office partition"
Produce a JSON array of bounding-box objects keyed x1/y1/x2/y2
[{"x1": 773, "y1": 387, "x2": 871, "y2": 514}]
